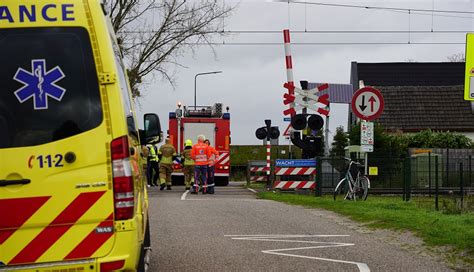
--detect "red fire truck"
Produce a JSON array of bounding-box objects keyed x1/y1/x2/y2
[{"x1": 168, "y1": 103, "x2": 231, "y2": 185}]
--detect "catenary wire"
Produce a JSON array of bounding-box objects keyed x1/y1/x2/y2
[{"x1": 273, "y1": 0, "x2": 474, "y2": 14}]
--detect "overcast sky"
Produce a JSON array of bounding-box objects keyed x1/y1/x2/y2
[{"x1": 136, "y1": 0, "x2": 472, "y2": 146}]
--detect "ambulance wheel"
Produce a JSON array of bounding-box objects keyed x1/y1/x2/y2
[
  {"x1": 138, "y1": 217, "x2": 150, "y2": 272},
  {"x1": 137, "y1": 243, "x2": 145, "y2": 272},
  {"x1": 144, "y1": 216, "x2": 151, "y2": 248}
]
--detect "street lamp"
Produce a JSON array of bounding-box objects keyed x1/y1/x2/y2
[{"x1": 194, "y1": 71, "x2": 222, "y2": 108}]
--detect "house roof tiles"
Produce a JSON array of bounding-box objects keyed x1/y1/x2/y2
[
  {"x1": 376, "y1": 85, "x2": 474, "y2": 132},
  {"x1": 350, "y1": 62, "x2": 473, "y2": 132},
  {"x1": 354, "y1": 62, "x2": 465, "y2": 87}
]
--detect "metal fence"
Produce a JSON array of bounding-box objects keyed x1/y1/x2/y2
[
  {"x1": 319, "y1": 154, "x2": 474, "y2": 212},
  {"x1": 319, "y1": 154, "x2": 474, "y2": 194},
  {"x1": 238, "y1": 151, "x2": 474, "y2": 212},
  {"x1": 238, "y1": 150, "x2": 474, "y2": 192}
]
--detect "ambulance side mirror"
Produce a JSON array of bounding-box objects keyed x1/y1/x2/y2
[{"x1": 144, "y1": 113, "x2": 162, "y2": 144}]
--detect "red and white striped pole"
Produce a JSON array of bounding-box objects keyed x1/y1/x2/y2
[
  {"x1": 266, "y1": 143, "x2": 271, "y2": 176},
  {"x1": 283, "y1": 29, "x2": 296, "y2": 116},
  {"x1": 283, "y1": 29, "x2": 294, "y2": 88}
]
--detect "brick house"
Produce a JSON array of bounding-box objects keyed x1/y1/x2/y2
[{"x1": 349, "y1": 62, "x2": 474, "y2": 140}]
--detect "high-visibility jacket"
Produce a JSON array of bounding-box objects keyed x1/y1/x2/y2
[
  {"x1": 146, "y1": 144, "x2": 159, "y2": 162},
  {"x1": 181, "y1": 146, "x2": 195, "y2": 166},
  {"x1": 207, "y1": 146, "x2": 219, "y2": 166},
  {"x1": 191, "y1": 142, "x2": 212, "y2": 166},
  {"x1": 158, "y1": 143, "x2": 176, "y2": 164}
]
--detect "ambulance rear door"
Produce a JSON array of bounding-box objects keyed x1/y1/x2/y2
[{"x1": 0, "y1": 24, "x2": 115, "y2": 267}]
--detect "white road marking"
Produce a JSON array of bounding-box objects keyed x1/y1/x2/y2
[
  {"x1": 225, "y1": 234, "x2": 349, "y2": 238},
  {"x1": 180, "y1": 190, "x2": 189, "y2": 200},
  {"x1": 264, "y1": 244, "x2": 353, "y2": 252},
  {"x1": 184, "y1": 199, "x2": 268, "y2": 202},
  {"x1": 226, "y1": 234, "x2": 370, "y2": 272},
  {"x1": 247, "y1": 188, "x2": 257, "y2": 193},
  {"x1": 263, "y1": 250, "x2": 370, "y2": 272}
]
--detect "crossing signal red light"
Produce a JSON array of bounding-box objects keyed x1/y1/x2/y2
[
  {"x1": 291, "y1": 114, "x2": 307, "y2": 130},
  {"x1": 255, "y1": 127, "x2": 267, "y2": 140},
  {"x1": 307, "y1": 114, "x2": 324, "y2": 131}
]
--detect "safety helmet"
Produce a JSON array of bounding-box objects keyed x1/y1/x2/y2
[{"x1": 185, "y1": 139, "x2": 193, "y2": 147}]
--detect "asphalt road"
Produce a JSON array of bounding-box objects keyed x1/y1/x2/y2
[{"x1": 147, "y1": 182, "x2": 450, "y2": 272}]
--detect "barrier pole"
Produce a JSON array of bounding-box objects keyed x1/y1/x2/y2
[
  {"x1": 267, "y1": 143, "x2": 272, "y2": 187},
  {"x1": 283, "y1": 29, "x2": 295, "y2": 152},
  {"x1": 283, "y1": 29, "x2": 294, "y2": 100}
]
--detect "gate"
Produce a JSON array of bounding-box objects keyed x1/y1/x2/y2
[{"x1": 274, "y1": 159, "x2": 317, "y2": 190}]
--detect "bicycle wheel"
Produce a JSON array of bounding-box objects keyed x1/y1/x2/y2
[
  {"x1": 333, "y1": 178, "x2": 348, "y2": 200},
  {"x1": 354, "y1": 176, "x2": 369, "y2": 200}
]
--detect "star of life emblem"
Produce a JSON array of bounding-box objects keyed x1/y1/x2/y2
[{"x1": 13, "y1": 59, "x2": 66, "y2": 110}]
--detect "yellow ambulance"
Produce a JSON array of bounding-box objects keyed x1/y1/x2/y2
[{"x1": 0, "y1": 1, "x2": 161, "y2": 271}]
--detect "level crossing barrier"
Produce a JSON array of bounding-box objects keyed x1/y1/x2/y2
[
  {"x1": 247, "y1": 160, "x2": 270, "y2": 185},
  {"x1": 274, "y1": 159, "x2": 317, "y2": 190}
]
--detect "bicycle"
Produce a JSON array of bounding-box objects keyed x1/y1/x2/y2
[{"x1": 333, "y1": 158, "x2": 370, "y2": 201}]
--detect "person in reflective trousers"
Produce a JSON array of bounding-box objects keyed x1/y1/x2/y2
[
  {"x1": 146, "y1": 142, "x2": 160, "y2": 187},
  {"x1": 204, "y1": 139, "x2": 219, "y2": 194},
  {"x1": 180, "y1": 139, "x2": 195, "y2": 191},
  {"x1": 191, "y1": 135, "x2": 212, "y2": 194},
  {"x1": 158, "y1": 137, "x2": 177, "y2": 190}
]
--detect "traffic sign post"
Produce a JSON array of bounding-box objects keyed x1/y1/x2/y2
[
  {"x1": 351, "y1": 87, "x2": 384, "y2": 175},
  {"x1": 351, "y1": 87, "x2": 384, "y2": 121},
  {"x1": 360, "y1": 121, "x2": 374, "y2": 153},
  {"x1": 361, "y1": 121, "x2": 374, "y2": 175}
]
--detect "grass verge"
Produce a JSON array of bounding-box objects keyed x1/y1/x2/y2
[
  {"x1": 246, "y1": 182, "x2": 267, "y2": 190},
  {"x1": 258, "y1": 192, "x2": 474, "y2": 265}
]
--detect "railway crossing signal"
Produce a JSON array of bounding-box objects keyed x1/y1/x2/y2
[
  {"x1": 290, "y1": 114, "x2": 324, "y2": 131},
  {"x1": 289, "y1": 113, "x2": 324, "y2": 158},
  {"x1": 283, "y1": 82, "x2": 330, "y2": 116},
  {"x1": 282, "y1": 80, "x2": 328, "y2": 158},
  {"x1": 281, "y1": 30, "x2": 329, "y2": 158},
  {"x1": 255, "y1": 119, "x2": 280, "y2": 140}
]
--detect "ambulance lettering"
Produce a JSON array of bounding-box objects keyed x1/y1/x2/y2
[
  {"x1": 0, "y1": 4, "x2": 75, "y2": 23},
  {"x1": 95, "y1": 226, "x2": 113, "y2": 234},
  {"x1": 14, "y1": 59, "x2": 66, "y2": 110}
]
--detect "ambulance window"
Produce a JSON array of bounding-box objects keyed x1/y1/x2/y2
[
  {"x1": 113, "y1": 41, "x2": 137, "y2": 137},
  {"x1": 0, "y1": 27, "x2": 102, "y2": 148}
]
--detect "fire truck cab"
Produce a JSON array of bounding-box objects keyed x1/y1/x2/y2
[{"x1": 168, "y1": 103, "x2": 231, "y2": 186}]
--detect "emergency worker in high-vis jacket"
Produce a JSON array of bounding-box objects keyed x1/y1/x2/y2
[
  {"x1": 180, "y1": 139, "x2": 195, "y2": 191},
  {"x1": 191, "y1": 135, "x2": 212, "y2": 194},
  {"x1": 204, "y1": 139, "x2": 219, "y2": 194},
  {"x1": 146, "y1": 143, "x2": 160, "y2": 187},
  {"x1": 158, "y1": 138, "x2": 177, "y2": 190}
]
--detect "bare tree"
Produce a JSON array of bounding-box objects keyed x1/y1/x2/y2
[
  {"x1": 104, "y1": 0, "x2": 233, "y2": 97},
  {"x1": 447, "y1": 53, "x2": 465, "y2": 62}
]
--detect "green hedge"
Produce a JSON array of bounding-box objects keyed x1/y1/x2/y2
[{"x1": 230, "y1": 145, "x2": 302, "y2": 166}]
